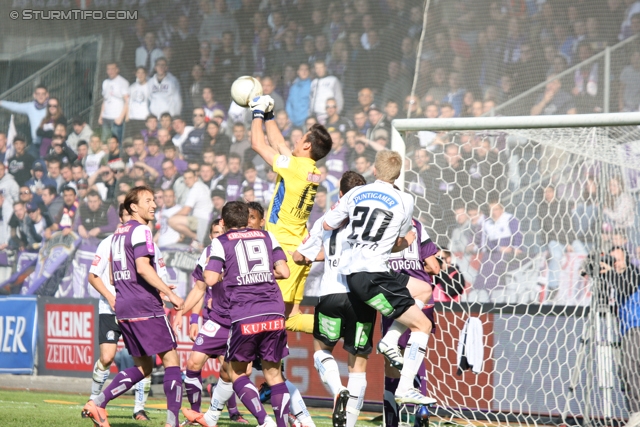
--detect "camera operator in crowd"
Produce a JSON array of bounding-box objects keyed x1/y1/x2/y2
[{"x1": 597, "y1": 246, "x2": 640, "y2": 427}]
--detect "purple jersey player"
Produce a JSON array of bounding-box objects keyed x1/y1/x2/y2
[
  {"x1": 209, "y1": 201, "x2": 292, "y2": 427},
  {"x1": 178, "y1": 220, "x2": 249, "y2": 426},
  {"x1": 82, "y1": 186, "x2": 184, "y2": 427},
  {"x1": 382, "y1": 218, "x2": 440, "y2": 427}
]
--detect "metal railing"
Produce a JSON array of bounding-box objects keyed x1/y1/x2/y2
[
  {"x1": 487, "y1": 34, "x2": 639, "y2": 117},
  {"x1": 0, "y1": 36, "x2": 103, "y2": 143}
]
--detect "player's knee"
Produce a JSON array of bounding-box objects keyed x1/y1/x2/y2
[
  {"x1": 186, "y1": 357, "x2": 202, "y2": 371},
  {"x1": 219, "y1": 367, "x2": 231, "y2": 382},
  {"x1": 99, "y1": 356, "x2": 114, "y2": 368}
]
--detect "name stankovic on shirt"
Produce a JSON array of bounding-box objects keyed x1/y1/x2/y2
[{"x1": 353, "y1": 191, "x2": 398, "y2": 209}]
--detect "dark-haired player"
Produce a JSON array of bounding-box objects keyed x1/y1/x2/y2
[
  {"x1": 293, "y1": 171, "x2": 372, "y2": 427},
  {"x1": 180, "y1": 219, "x2": 249, "y2": 426},
  {"x1": 247, "y1": 201, "x2": 266, "y2": 230},
  {"x1": 83, "y1": 186, "x2": 184, "y2": 427},
  {"x1": 249, "y1": 94, "x2": 333, "y2": 334},
  {"x1": 86, "y1": 204, "x2": 166, "y2": 421},
  {"x1": 209, "y1": 201, "x2": 292, "y2": 427}
]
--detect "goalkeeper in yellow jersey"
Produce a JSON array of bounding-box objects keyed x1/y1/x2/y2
[{"x1": 249, "y1": 94, "x2": 333, "y2": 333}]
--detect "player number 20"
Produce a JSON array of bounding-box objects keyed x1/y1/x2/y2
[
  {"x1": 347, "y1": 206, "x2": 394, "y2": 243},
  {"x1": 234, "y1": 239, "x2": 270, "y2": 276}
]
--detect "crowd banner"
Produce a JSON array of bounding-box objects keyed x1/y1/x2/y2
[
  {"x1": 20, "y1": 232, "x2": 81, "y2": 296},
  {"x1": 0, "y1": 296, "x2": 38, "y2": 374},
  {"x1": 37, "y1": 297, "x2": 99, "y2": 377}
]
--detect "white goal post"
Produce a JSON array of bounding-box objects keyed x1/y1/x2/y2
[{"x1": 387, "y1": 112, "x2": 640, "y2": 427}]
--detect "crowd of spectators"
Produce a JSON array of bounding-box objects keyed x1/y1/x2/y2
[{"x1": 1, "y1": 0, "x2": 640, "y2": 300}]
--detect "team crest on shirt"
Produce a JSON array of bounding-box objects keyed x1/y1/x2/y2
[
  {"x1": 92, "y1": 255, "x2": 101, "y2": 266},
  {"x1": 106, "y1": 331, "x2": 115, "y2": 341}
]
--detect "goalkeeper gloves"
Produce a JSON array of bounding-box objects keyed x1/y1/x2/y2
[{"x1": 250, "y1": 95, "x2": 275, "y2": 121}]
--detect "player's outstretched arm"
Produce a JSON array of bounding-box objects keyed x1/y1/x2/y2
[
  {"x1": 88, "y1": 273, "x2": 115, "y2": 312},
  {"x1": 265, "y1": 120, "x2": 292, "y2": 156},
  {"x1": 249, "y1": 95, "x2": 278, "y2": 166},
  {"x1": 135, "y1": 256, "x2": 183, "y2": 309},
  {"x1": 181, "y1": 280, "x2": 207, "y2": 315},
  {"x1": 424, "y1": 254, "x2": 440, "y2": 275}
]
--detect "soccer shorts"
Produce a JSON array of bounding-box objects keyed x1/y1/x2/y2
[
  {"x1": 313, "y1": 293, "x2": 377, "y2": 355},
  {"x1": 119, "y1": 315, "x2": 177, "y2": 358},
  {"x1": 191, "y1": 319, "x2": 231, "y2": 358},
  {"x1": 98, "y1": 314, "x2": 122, "y2": 345},
  {"x1": 347, "y1": 271, "x2": 414, "y2": 320},
  {"x1": 226, "y1": 315, "x2": 289, "y2": 363},
  {"x1": 277, "y1": 242, "x2": 311, "y2": 304}
]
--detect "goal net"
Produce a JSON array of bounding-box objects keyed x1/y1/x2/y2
[{"x1": 392, "y1": 114, "x2": 640, "y2": 427}]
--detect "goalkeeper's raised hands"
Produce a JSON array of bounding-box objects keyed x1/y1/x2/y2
[{"x1": 249, "y1": 95, "x2": 275, "y2": 120}]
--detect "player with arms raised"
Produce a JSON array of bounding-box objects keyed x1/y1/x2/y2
[
  {"x1": 82, "y1": 186, "x2": 184, "y2": 427},
  {"x1": 323, "y1": 151, "x2": 436, "y2": 405},
  {"x1": 249, "y1": 94, "x2": 332, "y2": 333}
]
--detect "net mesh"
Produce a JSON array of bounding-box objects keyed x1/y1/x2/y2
[{"x1": 400, "y1": 123, "x2": 640, "y2": 426}]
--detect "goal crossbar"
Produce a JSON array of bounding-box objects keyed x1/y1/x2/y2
[{"x1": 391, "y1": 112, "x2": 640, "y2": 190}]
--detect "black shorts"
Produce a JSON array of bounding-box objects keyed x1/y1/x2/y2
[
  {"x1": 313, "y1": 292, "x2": 377, "y2": 355},
  {"x1": 99, "y1": 314, "x2": 122, "y2": 345},
  {"x1": 346, "y1": 271, "x2": 413, "y2": 320}
]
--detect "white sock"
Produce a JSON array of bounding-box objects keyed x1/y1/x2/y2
[
  {"x1": 414, "y1": 299, "x2": 425, "y2": 310},
  {"x1": 346, "y1": 372, "x2": 366, "y2": 427},
  {"x1": 313, "y1": 350, "x2": 344, "y2": 396},
  {"x1": 134, "y1": 376, "x2": 151, "y2": 413},
  {"x1": 90, "y1": 360, "x2": 110, "y2": 399},
  {"x1": 204, "y1": 380, "x2": 234, "y2": 426},
  {"x1": 380, "y1": 321, "x2": 407, "y2": 349},
  {"x1": 286, "y1": 380, "x2": 315, "y2": 426},
  {"x1": 396, "y1": 331, "x2": 429, "y2": 396}
]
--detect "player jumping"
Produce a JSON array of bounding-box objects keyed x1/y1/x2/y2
[
  {"x1": 323, "y1": 150, "x2": 437, "y2": 406},
  {"x1": 293, "y1": 171, "x2": 373, "y2": 427},
  {"x1": 249, "y1": 94, "x2": 332, "y2": 333},
  {"x1": 86, "y1": 204, "x2": 164, "y2": 422},
  {"x1": 82, "y1": 186, "x2": 184, "y2": 427},
  {"x1": 382, "y1": 216, "x2": 440, "y2": 426}
]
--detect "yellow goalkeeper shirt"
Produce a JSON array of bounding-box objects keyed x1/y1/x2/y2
[{"x1": 266, "y1": 154, "x2": 321, "y2": 247}]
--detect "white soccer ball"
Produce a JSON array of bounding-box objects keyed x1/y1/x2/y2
[{"x1": 230, "y1": 76, "x2": 263, "y2": 108}]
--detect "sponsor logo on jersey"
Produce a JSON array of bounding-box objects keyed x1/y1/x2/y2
[
  {"x1": 158, "y1": 257, "x2": 166, "y2": 268},
  {"x1": 275, "y1": 155, "x2": 291, "y2": 169},
  {"x1": 353, "y1": 191, "x2": 398, "y2": 209},
  {"x1": 145, "y1": 229, "x2": 154, "y2": 253},
  {"x1": 92, "y1": 255, "x2": 101, "y2": 266},
  {"x1": 227, "y1": 230, "x2": 265, "y2": 240},
  {"x1": 240, "y1": 318, "x2": 284, "y2": 335},
  {"x1": 307, "y1": 173, "x2": 321, "y2": 183}
]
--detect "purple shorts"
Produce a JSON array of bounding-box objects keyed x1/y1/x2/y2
[
  {"x1": 226, "y1": 315, "x2": 289, "y2": 363},
  {"x1": 381, "y1": 306, "x2": 436, "y2": 349},
  {"x1": 192, "y1": 320, "x2": 230, "y2": 357},
  {"x1": 119, "y1": 315, "x2": 177, "y2": 358}
]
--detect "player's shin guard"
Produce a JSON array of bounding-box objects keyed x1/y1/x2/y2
[
  {"x1": 313, "y1": 350, "x2": 343, "y2": 396},
  {"x1": 383, "y1": 377, "x2": 400, "y2": 427},
  {"x1": 185, "y1": 369, "x2": 203, "y2": 412},
  {"x1": 233, "y1": 376, "x2": 269, "y2": 425},
  {"x1": 164, "y1": 366, "x2": 183, "y2": 427},
  {"x1": 346, "y1": 373, "x2": 366, "y2": 427},
  {"x1": 285, "y1": 313, "x2": 314, "y2": 334},
  {"x1": 270, "y1": 382, "x2": 291, "y2": 427},
  {"x1": 94, "y1": 366, "x2": 144, "y2": 408},
  {"x1": 204, "y1": 379, "x2": 235, "y2": 426},
  {"x1": 134, "y1": 376, "x2": 151, "y2": 414},
  {"x1": 396, "y1": 332, "x2": 429, "y2": 396},
  {"x1": 286, "y1": 380, "x2": 314, "y2": 426},
  {"x1": 90, "y1": 360, "x2": 111, "y2": 400}
]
